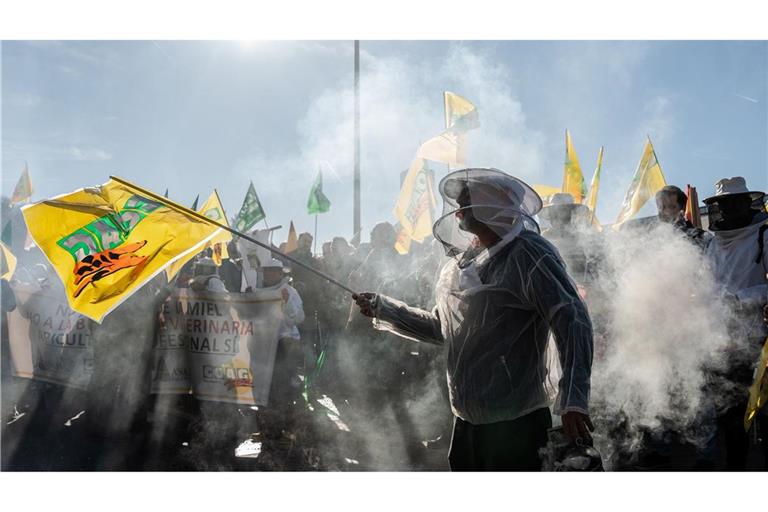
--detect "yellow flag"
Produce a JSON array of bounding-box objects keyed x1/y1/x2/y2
[
  {"x1": 285, "y1": 221, "x2": 298, "y2": 254},
  {"x1": 614, "y1": 137, "x2": 667, "y2": 226},
  {"x1": 563, "y1": 130, "x2": 586, "y2": 204},
  {"x1": 586, "y1": 146, "x2": 604, "y2": 213},
  {"x1": 21, "y1": 178, "x2": 223, "y2": 322},
  {"x1": 417, "y1": 132, "x2": 466, "y2": 167},
  {"x1": 394, "y1": 226, "x2": 413, "y2": 255},
  {"x1": 531, "y1": 184, "x2": 562, "y2": 204},
  {"x1": 166, "y1": 190, "x2": 232, "y2": 280},
  {"x1": 393, "y1": 158, "x2": 437, "y2": 252},
  {"x1": 745, "y1": 337, "x2": 768, "y2": 431},
  {"x1": 1, "y1": 241, "x2": 17, "y2": 280},
  {"x1": 444, "y1": 91, "x2": 480, "y2": 132},
  {"x1": 11, "y1": 163, "x2": 33, "y2": 206}
]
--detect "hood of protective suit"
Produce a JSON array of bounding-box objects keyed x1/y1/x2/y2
[{"x1": 433, "y1": 168, "x2": 543, "y2": 257}]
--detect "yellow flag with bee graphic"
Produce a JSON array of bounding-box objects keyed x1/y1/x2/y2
[{"x1": 21, "y1": 178, "x2": 222, "y2": 323}]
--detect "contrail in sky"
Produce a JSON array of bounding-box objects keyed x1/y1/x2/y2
[{"x1": 733, "y1": 93, "x2": 759, "y2": 103}]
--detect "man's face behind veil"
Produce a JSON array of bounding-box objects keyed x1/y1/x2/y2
[{"x1": 455, "y1": 185, "x2": 481, "y2": 234}]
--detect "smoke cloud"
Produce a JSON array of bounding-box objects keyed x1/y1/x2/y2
[{"x1": 589, "y1": 223, "x2": 730, "y2": 467}]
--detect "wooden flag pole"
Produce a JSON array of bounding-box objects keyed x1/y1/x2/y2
[{"x1": 109, "y1": 175, "x2": 358, "y2": 295}]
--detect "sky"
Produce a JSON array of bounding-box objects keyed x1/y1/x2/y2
[{"x1": 2, "y1": 40, "x2": 767, "y2": 246}]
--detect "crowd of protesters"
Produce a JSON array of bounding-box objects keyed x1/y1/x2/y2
[
  {"x1": 0, "y1": 199, "x2": 453, "y2": 470},
  {"x1": 1, "y1": 173, "x2": 767, "y2": 471}
]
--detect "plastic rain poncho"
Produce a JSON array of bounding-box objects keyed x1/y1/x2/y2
[{"x1": 371, "y1": 168, "x2": 594, "y2": 425}]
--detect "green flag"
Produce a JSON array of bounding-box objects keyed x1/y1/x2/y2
[
  {"x1": 234, "y1": 182, "x2": 266, "y2": 232},
  {"x1": 307, "y1": 171, "x2": 331, "y2": 215},
  {"x1": 190, "y1": 194, "x2": 199, "y2": 210}
]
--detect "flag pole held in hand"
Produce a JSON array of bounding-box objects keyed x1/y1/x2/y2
[{"x1": 109, "y1": 176, "x2": 358, "y2": 296}]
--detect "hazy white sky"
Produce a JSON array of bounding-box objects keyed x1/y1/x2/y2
[{"x1": 2, "y1": 40, "x2": 767, "y2": 244}]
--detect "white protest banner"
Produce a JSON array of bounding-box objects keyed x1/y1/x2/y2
[
  {"x1": 151, "y1": 288, "x2": 283, "y2": 405},
  {"x1": 7, "y1": 282, "x2": 94, "y2": 389},
  {"x1": 150, "y1": 291, "x2": 191, "y2": 395}
]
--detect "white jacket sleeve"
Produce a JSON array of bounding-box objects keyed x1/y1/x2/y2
[
  {"x1": 282, "y1": 285, "x2": 305, "y2": 327},
  {"x1": 372, "y1": 294, "x2": 444, "y2": 345}
]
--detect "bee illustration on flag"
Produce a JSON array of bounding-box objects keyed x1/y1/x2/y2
[{"x1": 23, "y1": 178, "x2": 223, "y2": 322}]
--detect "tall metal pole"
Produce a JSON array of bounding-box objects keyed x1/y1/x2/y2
[{"x1": 352, "y1": 40, "x2": 361, "y2": 246}]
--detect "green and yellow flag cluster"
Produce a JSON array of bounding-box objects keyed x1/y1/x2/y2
[
  {"x1": 614, "y1": 137, "x2": 667, "y2": 227},
  {"x1": 547, "y1": 134, "x2": 667, "y2": 228},
  {"x1": 534, "y1": 133, "x2": 603, "y2": 223},
  {"x1": 22, "y1": 178, "x2": 224, "y2": 322}
]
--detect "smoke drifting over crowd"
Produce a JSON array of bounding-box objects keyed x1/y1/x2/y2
[
  {"x1": 2, "y1": 40, "x2": 767, "y2": 473},
  {"x1": 589, "y1": 224, "x2": 732, "y2": 467}
]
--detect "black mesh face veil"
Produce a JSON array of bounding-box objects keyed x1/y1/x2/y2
[{"x1": 432, "y1": 168, "x2": 543, "y2": 257}]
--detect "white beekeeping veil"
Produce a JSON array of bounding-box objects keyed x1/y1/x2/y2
[{"x1": 432, "y1": 168, "x2": 543, "y2": 257}]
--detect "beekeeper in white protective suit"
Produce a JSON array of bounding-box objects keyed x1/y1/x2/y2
[
  {"x1": 702, "y1": 177, "x2": 768, "y2": 470},
  {"x1": 352, "y1": 168, "x2": 594, "y2": 471}
]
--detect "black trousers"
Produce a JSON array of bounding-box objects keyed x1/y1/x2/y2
[{"x1": 448, "y1": 407, "x2": 552, "y2": 471}]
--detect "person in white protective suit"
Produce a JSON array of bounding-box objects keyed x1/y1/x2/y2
[
  {"x1": 352, "y1": 168, "x2": 595, "y2": 471},
  {"x1": 702, "y1": 176, "x2": 768, "y2": 469}
]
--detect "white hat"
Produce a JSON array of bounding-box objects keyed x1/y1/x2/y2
[
  {"x1": 539, "y1": 192, "x2": 591, "y2": 221},
  {"x1": 261, "y1": 258, "x2": 285, "y2": 270},
  {"x1": 703, "y1": 176, "x2": 764, "y2": 204}
]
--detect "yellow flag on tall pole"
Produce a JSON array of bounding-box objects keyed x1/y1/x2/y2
[
  {"x1": 10, "y1": 163, "x2": 33, "y2": 206},
  {"x1": 285, "y1": 221, "x2": 298, "y2": 254},
  {"x1": 441, "y1": 91, "x2": 480, "y2": 170},
  {"x1": 166, "y1": 189, "x2": 232, "y2": 280},
  {"x1": 417, "y1": 132, "x2": 466, "y2": 167},
  {"x1": 200, "y1": 191, "x2": 231, "y2": 266},
  {"x1": 614, "y1": 137, "x2": 667, "y2": 226},
  {"x1": 393, "y1": 158, "x2": 437, "y2": 254},
  {"x1": 444, "y1": 91, "x2": 480, "y2": 133},
  {"x1": 562, "y1": 130, "x2": 586, "y2": 204},
  {"x1": 21, "y1": 178, "x2": 224, "y2": 322},
  {"x1": 1, "y1": 241, "x2": 17, "y2": 280},
  {"x1": 586, "y1": 146, "x2": 604, "y2": 213}
]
